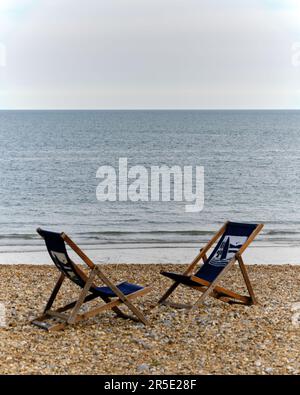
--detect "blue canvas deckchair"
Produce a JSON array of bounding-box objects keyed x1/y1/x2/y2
[
  {"x1": 32, "y1": 229, "x2": 151, "y2": 331},
  {"x1": 159, "y1": 222, "x2": 263, "y2": 310}
]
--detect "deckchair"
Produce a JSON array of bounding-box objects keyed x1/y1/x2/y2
[
  {"x1": 32, "y1": 229, "x2": 151, "y2": 331},
  {"x1": 159, "y1": 221, "x2": 263, "y2": 310}
]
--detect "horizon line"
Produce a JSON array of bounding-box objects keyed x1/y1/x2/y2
[{"x1": 0, "y1": 108, "x2": 300, "y2": 111}]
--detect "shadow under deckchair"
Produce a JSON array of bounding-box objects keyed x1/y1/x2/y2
[
  {"x1": 32, "y1": 229, "x2": 151, "y2": 331},
  {"x1": 159, "y1": 221, "x2": 263, "y2": 311}
]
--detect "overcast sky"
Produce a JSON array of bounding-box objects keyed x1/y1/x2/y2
[{"x1": 0, "y1": 0, "x2": 299, "y2": 109}]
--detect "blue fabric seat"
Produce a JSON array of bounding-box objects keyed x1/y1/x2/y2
[{"x1": 94, "y1": 281, "x2": 144, "y2": 297}]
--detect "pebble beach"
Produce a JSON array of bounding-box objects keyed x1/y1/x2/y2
[{"x1": 0, "y1": 264, "x2": 299, "y2": 375}]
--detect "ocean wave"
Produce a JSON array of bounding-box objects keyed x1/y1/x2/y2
[{"x1": 1, "y1": 228, "x2": 300, "y2": 248}]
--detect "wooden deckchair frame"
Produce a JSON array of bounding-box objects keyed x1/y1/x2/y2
[
  {"x1": 158, "y1": 222, "x2": 264, "y2": 311},
  {"x1": 32, "y1": 233, "x2": 151, "y2": 331}
]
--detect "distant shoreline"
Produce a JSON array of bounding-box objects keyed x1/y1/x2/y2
[{"x1": 0, "y1": 244, "x2": 299, "y2": 265}]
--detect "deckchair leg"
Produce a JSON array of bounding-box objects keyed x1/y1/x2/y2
[
  {"x1": 43, "y1": 273, "x2": 65, "y2": 313},
  {"x1": 32, "y1": 274, "x2": 66, "y2": 330},
  {"x1": 71, "y1": 287, "x2": 151, "y2": 325},
  {"x1": 190, "y1": 258, "x2": 236, "y2": 311},
  {"x1": 32, "y1": 293, "x2": 100, "y2": 331},
  {"x1": 100, "y1": 295, "x2": 133, "y2": 320},
  {"x1": 237, "y1": 254, "x2": 257, "y2": 305},
  {"x1": 158, "y1": 282, "x2": 180, "y2": 304},
  {"x1": 190, "y1": 287, "x2": 211, "y2": 311},
  {"x1": 67, "y1": 267, "x2": 98, "y2": 324},
  {"x1": 99, "y1": 290, "x2": 150, "y2": 324},
  {"x1": 121, "y1": 299, "x2": 149, "y2": 325},
  {"x1": 94, "y1": 267, "x2": 149, "y2": 325},
  {"x1": 158, "y1": 246, "x2": 211, "y2": 305}
]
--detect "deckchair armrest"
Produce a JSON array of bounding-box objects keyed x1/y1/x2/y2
[
  {"x1": 190, "y1": 276, "x2": 210, "y2": 287},
  {"x1": 183, "y1": 250, "x2": 207, "y2": 276},
  {"x1": 62, "y1": 233, "x2": 95, "y2": 269},
  {"x1": 235, "y1": 252, "x2": 245, "y2": 261},
  {"x1": 200, "y1": 248, "x2": 208, "y2": 263}
]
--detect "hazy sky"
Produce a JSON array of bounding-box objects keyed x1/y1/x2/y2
[{"x1": 0, "y1": 0, "x2": 299, "y2": 109}]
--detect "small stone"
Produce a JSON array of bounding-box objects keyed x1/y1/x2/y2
[
  {"x1": 133, "y1": 339, "x2": 152, "y2": 350},
  {"x1": 137, "y1": 363, "x2": 149, "y2": 373},
  {"x1": 162, "y1": 319, "x2": 172, "y2": 327}
]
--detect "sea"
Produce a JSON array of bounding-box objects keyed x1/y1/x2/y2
[{"x1": 0, "y1": 110, "x2": 300, "y2": 264}]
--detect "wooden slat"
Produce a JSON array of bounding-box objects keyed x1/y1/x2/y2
[
  {"x1": 201, "y1": 249, "x2": 208, "y2": 263},
  {"x1": 33, "y1": 287, "x2": 151, "y2": 331},
  {"x1": 43, "y1": 273, "x2": 65, "y2": 313},
  {"x1": 45, "y1": 310, "x2": 69, "y2": 321},
  {"x1": 183, "y1": 222, "x2": 228, "y2": 276},
  {"x1": 190, "y1": 257, "x2": 238, "y2": 309},
  {"x1": 55, "y1": 293, "x2": 99, "y2": 314},
  {"x1": 158, "y1": 281, "x2": 180, "y2": 304},
  {"x1": 237, "y1": 223, "x2": 264, "y2": 255},
  {"x1": 99, "y1": 295, "x2": 133, "y2": 320},
  {"x1": 190, "y1": 273, "x2": 251, "y2": 304},
  {"x1": 32, "y1": 320, "x2": 52, "y2": 330},
  {"x1": 67, "y1": 267, "x2": 98, "y2": 324},
  {"x1": 161, "y1": 300, "x2": 193, "y2": 309},
  {"x1": 47, "y1": 322, "x2": 67, "y2": 331},
  {"x1": 75, "y1": 287, "x2": 151, "y2": 323},
  {"x1": 32, "y1": 316, "x2": 67, "y2": 332},
  {"x1": 93, "y1": 267, "x2": 150, "y2": 325},
  {"x1": 236, "y1": 253, "x2": 257, "y2": 305},
  {"x1": 62, "y1": 233, "x2": 95, "y2": 269}
]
